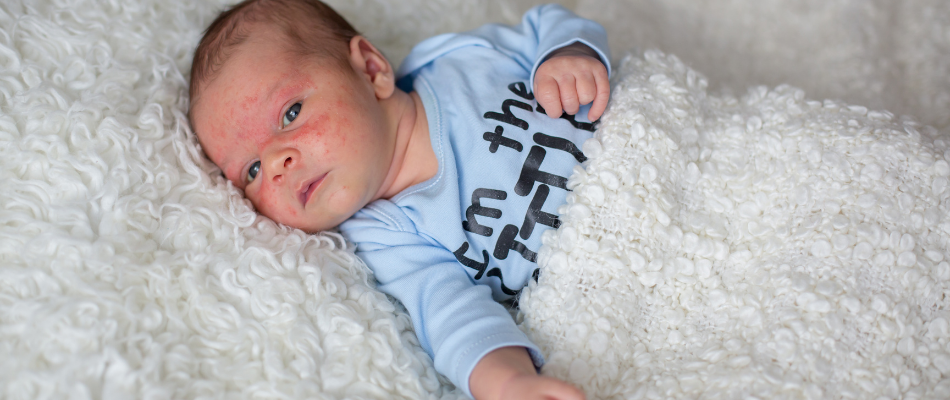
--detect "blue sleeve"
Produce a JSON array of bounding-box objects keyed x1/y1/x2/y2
[
  {"x1": 340, "y1": 202, "x2": 543, "y2": 398},
  {"x1": 396, "y1": 3, "x2": 611, "y2": 91}
]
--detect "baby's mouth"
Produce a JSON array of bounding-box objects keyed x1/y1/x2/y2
[{"x1": 299, "y1": 174, "x2": 326, "y2": 207}]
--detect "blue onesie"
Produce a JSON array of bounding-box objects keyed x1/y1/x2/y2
[{"x1": 338, "y1": 4, "x2": 610, "y2": 396}]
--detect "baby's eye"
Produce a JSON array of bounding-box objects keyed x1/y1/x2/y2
[
  {"x1": 246, "y1": 160, "x2": 261, "y2": 183},
  {"x1": 282, "y1": 103, "x2": 302, "y2": 127}
]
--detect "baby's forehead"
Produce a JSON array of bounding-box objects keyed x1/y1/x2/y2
[
  {"x1": 193, "y1": 40, "x2": 317, "y2": 148},
  {"x1": 194, "y1": 31, "x2": 294, "y2": 104},
  {"x1": 206, "y1": 29, "x2": 329, "y2": 89}
]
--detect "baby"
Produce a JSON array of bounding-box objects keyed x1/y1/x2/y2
[{"x1": 189, "y1": 1, "x2": 610, "y2": 399}]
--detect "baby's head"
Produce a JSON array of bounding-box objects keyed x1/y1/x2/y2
[{"x1": 189, "y1": 0, "x2": 403, "y2": 232}]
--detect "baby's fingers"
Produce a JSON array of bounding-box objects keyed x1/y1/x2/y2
[
  {"x1": 538, "y1": 378, "x2": 586, "y2": 400},
  {"x1": 534, "y1": 74, "x2": 563, "y2": 119},
  {"x1": 587, "y1": 66, "x2": 609, "y2": 121},
  {"x1": 574, "y1": 69, "x2": 605, "y2": 119},
  {"x1": 502, "y1": 375, "x2": 586, "y2": 400},
  {"x1": 557, "y1": 74, "x2": 580, "y2": 116},
  {"x1": 575, "y1": 71, "x2": 597, "y2": 107}
]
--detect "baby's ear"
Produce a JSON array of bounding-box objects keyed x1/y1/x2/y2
[{"x1": 348, "y1": 36, "x2": 394, "y2": 100}]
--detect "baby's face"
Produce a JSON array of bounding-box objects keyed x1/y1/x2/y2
[{"x1": 191, "y1": 27, "x2": 395, "y2": 232}]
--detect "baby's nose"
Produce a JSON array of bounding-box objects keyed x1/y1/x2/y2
[{"x1": 264, "y1": 148, "x2": 300, "y2": 183}]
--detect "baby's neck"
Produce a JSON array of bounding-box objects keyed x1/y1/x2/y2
[{"x1": 374, "y1": 88, "x2": 436, "y2": 200}]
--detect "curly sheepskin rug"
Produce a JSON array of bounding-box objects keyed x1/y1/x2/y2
[{"x1": 1, "y1": 0, "x2": 949, "y2": 399}]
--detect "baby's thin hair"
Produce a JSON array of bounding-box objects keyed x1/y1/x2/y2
[{"x1": 189, "y1": 0, "x2": 359, "y2": 103}]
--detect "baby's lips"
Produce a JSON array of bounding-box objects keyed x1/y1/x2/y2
[
  {"x1": 298, "y1": 173, "x2": 326, "y2": 207},
  {"x1": 298, "y1": 180, "x2": 314, "y2": 207}
]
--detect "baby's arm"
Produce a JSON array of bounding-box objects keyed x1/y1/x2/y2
[
  {"x1": 534, "y1": 42, "x2": 610, "y2": 122},
  {"x1": 470, "y1": 347, "x2": 585, "y2": 400}
]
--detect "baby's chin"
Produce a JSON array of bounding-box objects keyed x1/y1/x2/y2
[
  {"x1": 300, "y1": 218, "x2": 344, "y2": 233},
  {"x1": 270, "y1": 212, "x2": 340, "y2": 233},
  {"x1": 271, "y1": 203, "x2": 357, "y2": 233}
]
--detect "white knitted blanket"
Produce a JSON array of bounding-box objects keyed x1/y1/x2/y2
[
  {"x1": 1, "y1": 0, "x2": 949, "y2": 399},
  {"x1": 520, "y1": 52, "x2": 950, "y2": 400}
]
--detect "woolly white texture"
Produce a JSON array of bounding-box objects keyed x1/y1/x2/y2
[
  {"x1": 1, "y1": 0, "x2": 949, "y2": 399},
  {"x1": 519, "y1": 52, "x2": 950, "y2": 399},
  {"x1": 0, "y1": 1, "x2": 448, "y2": 399}
]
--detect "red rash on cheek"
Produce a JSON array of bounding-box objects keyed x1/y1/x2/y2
[
  {"x1": 257, "y1": 182, "x2": 299, "y2": 223},
  {"x1": 283, "y1": 203, "x2": 297, "y2": 217},
  {"x1": 334, "y1": 115, "x2": 352, "y2": 157},
  {"x1": 294, "y1": 113, "x2": 336, "y2": 158}
]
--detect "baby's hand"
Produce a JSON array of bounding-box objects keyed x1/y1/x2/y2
[
  {"x1": 498, "y1": 374, "x2": 586, "y2": 400},
  {"x1": 534, "y1": 42, "x2": 610, "y2": 122},
  {"x1": 470, "y1": 347, "x2": 585, "y2": 400}
]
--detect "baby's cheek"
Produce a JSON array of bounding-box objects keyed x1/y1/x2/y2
[
  {"x1": 334, "y1": 116, "x2": 348, "y2": 152},
  {"x1": 325, "y1": 185, "x2": 360, "y2": 220},
  {"x1": 296, "y1": 114, "x2": 332, "y2": 157},
  {"x1": 254, "y1": 185, "x2": 299, "y2": 223}
]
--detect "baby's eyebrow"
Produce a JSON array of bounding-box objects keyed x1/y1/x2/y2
[
  {"x1": 265, "y1": 75, "x2": 294, "y2": 105},
  {"x1": 268, "y1": 74, "x2": 312, "y2": 111},
  {"x1": 267, "y1": 77, "x2": 287, "y2": 102}
]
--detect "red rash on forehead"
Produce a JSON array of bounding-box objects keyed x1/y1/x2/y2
[
  {"x1": 275, "y1": 77, "x2": 312, "y2": 102},
  {"x1": 232, "y1": 76, "x2": 316, "y2": 149},
  {"x1": 215, "y1": 70, "x2": 314, "y2": 141},
  {"x1": 233, "y1": 94, "x2": 259, "y2": 140}
]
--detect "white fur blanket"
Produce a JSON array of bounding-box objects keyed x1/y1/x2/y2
[
  {"x1": 521, "y1": 52, "x2": 950, "y2": 399},
  {"x1": 1, "y1": 0, "x2": 949, "y2": 399}
]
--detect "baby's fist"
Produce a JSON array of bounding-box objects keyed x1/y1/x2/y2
[{"x1": 534, "y1": 43, "x2": 609, "y2": 122}]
